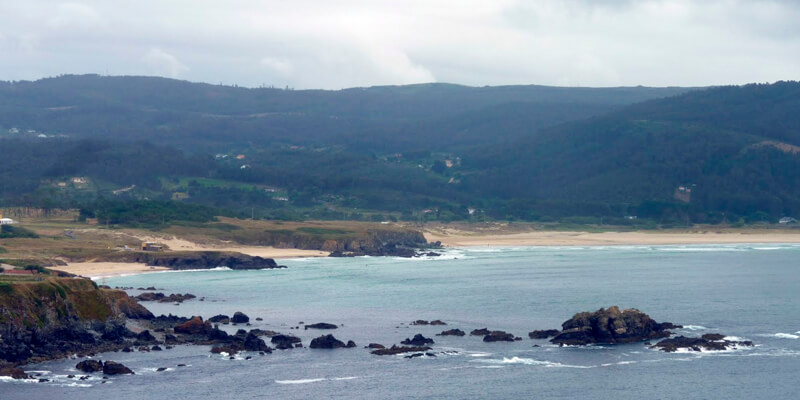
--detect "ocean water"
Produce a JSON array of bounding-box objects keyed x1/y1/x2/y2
[{"x1": 4, "y1": 244, "x2": 800, "y2": 399}]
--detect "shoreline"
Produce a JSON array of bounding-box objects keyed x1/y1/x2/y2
[
  {"x1": 423, "y1": 229, "x2": 800, "y2": 247},
  {"x1": 52, "y1": 247, "x2": 328, "y2": 279}
]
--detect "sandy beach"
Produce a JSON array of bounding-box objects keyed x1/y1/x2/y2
[
  {"x1": 51, "y1": 247, "x2": 327, "y2": 279},
  {"x1": 52, "y1": 262, "x2": 171, "y2": 279},
  {"x1": 423, "y1": 229, "x2": 800, "y2": 247}
]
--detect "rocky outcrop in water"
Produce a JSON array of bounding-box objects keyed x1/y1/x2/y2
[
  {"x1": 103, "y1": 361, "x2": 134, "y2": 375},
  {"x1": 305, "y1": 322, "x2": 338, "y2": 330},
  {"x1": 231, "y1": 312, "x2": 250, "y2": 324},
  {"x1": 528, "y1": 329, "x2": 560, "y2": 339},
  {"x1": 208, "y1": 314, "x2": 231, "y2": 324},
  {"x1": 483, "y1": 331, "x2": 521, "y2": 342},
  {"x1": 653, "y1": 334, "x2": 754, "y2": 352},
  {"x1": 437, "y1": 329, "x2": 465, "y2": 336},
  {"x1": 470, "y1": 328, "x2": 492, "y2": 336},
  {"x1": 271, "y1": 334, "x2": 301, "y2": 350},
  {"x1": 309, "y1": 334, "x2": 348, "y2": 349},
  {"x1": 371, "y1": 345, "x2": 433, "y2": 356},
  {"x1": 401, "y1": 334, "x2": 434, "y2": 346},
  {"x1": 76, "y1": 359, "x2": 104, "y2": 373},
  {"x1": 550, "y1": 306, "x2": 681, "y2": 345}
]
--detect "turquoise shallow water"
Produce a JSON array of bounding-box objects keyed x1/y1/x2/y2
[{"x1": 4, "y1": 244, "x2": 800, "y2": 399}]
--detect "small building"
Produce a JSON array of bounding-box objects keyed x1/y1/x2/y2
[
  {"x1": 141, "y1": 242, "x2": 164, "y2": 252},
  {"x1": 779, "y1": 217, "x2": 797, "y2": 224},
  {"x1": 0, "y1": 218, "x2": 15, "y2": 225}
]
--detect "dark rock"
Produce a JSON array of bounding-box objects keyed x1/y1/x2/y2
[
  {"x1": 437, "y1": 329, "x2": 465, "y2": 337},
  {"x1": 405, "y1": 353, "x2": 424, "y2": 359},
  {"x1": 138, "y1": 346, "x2": 150, "y2": 352},
  {"x1": 38, "y1": 378, "x2": 50, "y2": 382},
  {"x1": 121, "y1": 347, "x2": 133, "y2": 353},
  {"x1": 430, "y1": 320, "x2": 447, "y2": 326},
  {"x1": 139, "y1": 252, "x2": 285, "y2": 270},
  {"x1": 208, "y1": 314, "x2": 231, "y2": 324},
  {"x1": 401, "y1": 334, "x2": 434, "y2": 346},
  {"x1": 528, "y1": 329, "x2": 560, "y2": 339},
  {"x1": 0, "y1": 366, "x2": 30, "y2": 379},
  {"x1": 367, "y1": 343, "x2": 386, "y2": 349},
  {"x1": 244, "y1": 334, "x2": 272, "y2": 352},
  {"x1": 346, "y1": 340, "x2": 357, "y2": 348},
  {"x1": 207, "y1": 326, "x2": 230, "y2": 341},
  {"x1": 103, "y1": 361, "x2": 134, "y2": 375},
  {"x1": 653, "y1": 334, "x2": 753, "y2": 353},
  {"x1": 411, "y1": 320, "x2": 429, "y2": 325},
  {"x1": 483, "y1": 331, "x2": 518, "y2": 342},
  {"x1": 76, "y1": 359, "x2": 104, "y2": 373},
  {"x1": 550, "y1": 306, "x2": 678, "y2": 346},
  {"x1": 309, "y1": 334, "x2": 347, "y2": 349},
  {"x1": 136, "y1": 330, "x2": 156, "y2": 342},
  {"x1": 470, "y1": 328, "x2": 491, "y2": 336},
  {"x1": 701, "y1": 333, "x2": 726, "y2": 341},
  {"x1": 231, "y1": 312, "x2": 250, "y2": 324},
  {"x1": 271, "y1": 334, "x2": 301, "y2": 349},
  {"x1": 305, "y1": 322, "x2": 338, "y2": 330},
  {"x1": 156, "y1": 367, "x2": 167, "y2": 372},
  {"x1": 371, "y1": 345, "x2": 432, "y2": 356},
  {"x1": 151, "y1": 345, "x2": 163, "y2": 351},
  {"x1": 174, "y1": 316, "x2": 211, "y2": 335}
]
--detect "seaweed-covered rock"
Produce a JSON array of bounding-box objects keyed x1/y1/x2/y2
[
  {"x1": 174, "y1": 316, "x2": 212, "y2": 335},
  {"x1": 528, "y1": 329, "x2": 560, "y2": 339}
]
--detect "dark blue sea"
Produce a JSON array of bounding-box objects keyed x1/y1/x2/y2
[{"x1": 4, "y1": 244, "x2": 800, "y2": 399}]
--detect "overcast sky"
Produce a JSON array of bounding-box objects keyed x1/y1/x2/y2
[{"x1": 0, "y1": 0, "x2": 798, "y2": 89}]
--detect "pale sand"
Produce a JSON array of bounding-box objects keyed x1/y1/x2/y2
[
  {"x1": 424, "y1": 230, "x2": 800, "y2": 247},
  {"x1": 52, "y1": 262, "x2": 170, "y2": 279}
]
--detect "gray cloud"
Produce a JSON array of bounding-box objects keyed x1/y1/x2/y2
[{"x1": 0, "y1": 0, "x2": 797, "y2": 88}]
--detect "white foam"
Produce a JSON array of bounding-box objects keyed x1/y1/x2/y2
[
  {"x1": 600, "y1": 361, "x2": 638, "y2": 367},
  {"x1": 476, "y1": 356, "x2": 593, "y2": 369},
  {"x1": 275, "y1": 378, "x2": 326, "y2": 385},
  {"x1": 723, "y1": 336, "x2": 748, "y2": 342},
  {"x1": 681, "y1": 325, "x2": 708, "y2": 331},
  {"x1": 467, "y1": 352, "x2": 492, "y2": 357},
  {"x1": 475, "y1": 365, "x2": 506, "y2": 369},
  {"x1": 275, "y1": 376, "x2": 360, "y2": 384},
  {"x1": 773, "y1": 333, "x2": 800, "y2": 339}
]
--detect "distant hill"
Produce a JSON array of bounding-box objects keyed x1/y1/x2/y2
[
  {"x1": 462, "y1": 82, "x2": 800, "y2": 223},
  {"x1": 0, "y1": 75, "x2": 690, "y2": 152},
  {"x1": 6, "y1": 75, "x2": 800, "y2": 225}
]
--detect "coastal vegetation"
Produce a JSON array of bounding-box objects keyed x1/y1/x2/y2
[{"x1": 1, "y1": 76, "x2": 799, "y2": 227}]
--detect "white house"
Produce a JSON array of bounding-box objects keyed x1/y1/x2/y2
[
  {"x1": 0, "y1": 218, "x2": 15, "y2": 225},
  {"x1": 779, "y1": 217, "x2": 797, "y2": 224}
]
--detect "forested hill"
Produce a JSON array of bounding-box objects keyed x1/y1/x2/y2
[
  {"x1": 2, "y1": 76, "x2": 799, "y2": 225},
  {"x1": 0, "y1": 74, "x2": 689, "y2": 152},
  {"x1": 463, "y1": 82, "x2": 800, "y2": 223}
]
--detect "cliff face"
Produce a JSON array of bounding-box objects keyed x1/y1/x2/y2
[{"x1": 0, "y1": 278, "x2": 152, "y2": 366}]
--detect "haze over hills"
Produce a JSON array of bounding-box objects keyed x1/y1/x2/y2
[{"x1": 1, "y1": 75, "x2": 798, "y2": 225}]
